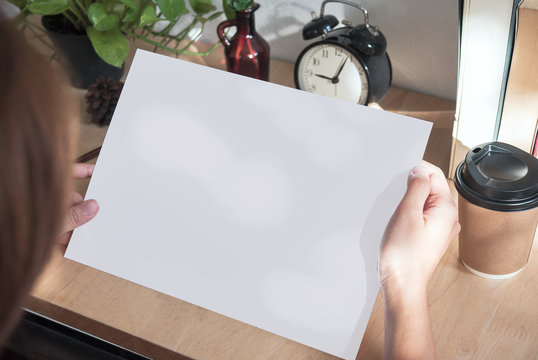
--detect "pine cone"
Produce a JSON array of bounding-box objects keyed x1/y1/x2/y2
[{"x1": 85, "y1": 77, "x2": 124, "y2": 126}]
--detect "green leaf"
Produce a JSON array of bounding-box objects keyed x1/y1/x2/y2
[
  {"x1": 96, "y1": 14, "x2": 119, "y2": 30},
  {"x1": 226, "y1": 0, "x2": 251, "y2": 11},
  {"x1": 87, "y1": 26, "x2": 129, "y2": 68},
  {"x1": 139, "y1": 5, "x2": 157, "y2": 27},
  {"x1": 118, "y1": 0, "x2": 137, "y2": 9},
  {"x1": 27, "y1": 0, "x2": 68, "y2": 15},
  {"x1": 88, "y1": 3, "x2": 108, "y2": 26},
  {"x1": 155, "y1": 0, "x2": 186, "y2": 20},
  {"x1": 88, "y1": 3, "x2": 119, "y2": 31},
  {"x1": 222, "y1": 0, "x2": 235, "y2": 19},
  {"x1": 7, "y1": 0, "x2": 28, "y2": 10},
  {"x1": 189, "y1": 0, "x2": 215, "y2": 14},
  {"x1": 123, "y1": 7, "x2": 140, "y2": 22}
]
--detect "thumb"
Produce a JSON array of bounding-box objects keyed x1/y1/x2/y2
[
  {"x1": 62, "y1": 199, "x2": 99, "y2": 233},
  {"x1": 398, "y1": 166, "x2": 431, "y2": 216}
]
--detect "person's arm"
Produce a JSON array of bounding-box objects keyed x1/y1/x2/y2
[
  {"x1": 379, "y1": 162, "x2": 460, "y2": 360},
  {"x1": 57, "y1": 163, "x2": 99, "y2": 245}
]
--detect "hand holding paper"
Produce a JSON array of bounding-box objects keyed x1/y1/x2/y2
[
  {"x1": 379, "y1": 161, "x2": 460, "y2": 293},
  {"x1": 66, "y1": 50, "x2": 432, "y2": 360},
  {"x1": 380, "y1": 161, "x2": 459, "y2": 360},
  {"x1": 57, "y1": 163, "x2": 99, "y2": 246}
]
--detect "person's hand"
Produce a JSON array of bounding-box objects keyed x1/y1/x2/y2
[
  {"x1": 57, "y1": 164, "x2": 99, "y2": 245},
  {"x1": 379, "y1": 161, "x2": 460, "y2": 295},
  {"x1": 379, "y1": 161, "x2": 459, "y2": 360}
]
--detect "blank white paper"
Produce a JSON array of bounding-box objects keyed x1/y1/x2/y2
[{"x1": 66, "y1": 50, "x2": 432, "y2": 360}]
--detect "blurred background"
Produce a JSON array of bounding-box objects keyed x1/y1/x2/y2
[
  {"x1": 200, "y1": 0, "x2": 459, "y2": 101},
  {"x1": 1, "y1": 0, "x2": 459, "y2": 101}
]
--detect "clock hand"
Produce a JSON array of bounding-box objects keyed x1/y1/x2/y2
[
  {"x1": 332, "y1": 56, "x2": 349, "y2": 81},
  {"x1": 315, "y1": 73, "x2": 333, "y2": 81}
]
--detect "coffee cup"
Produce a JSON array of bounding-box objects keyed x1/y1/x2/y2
[{"x1": 454, "y1": 142, "x2": 538, "y2": 279}]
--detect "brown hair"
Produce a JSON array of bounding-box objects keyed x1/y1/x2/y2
[{"x1": 0, "y1": 16, "x2": 75, "y2": 343}]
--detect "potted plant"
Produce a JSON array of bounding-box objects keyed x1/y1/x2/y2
[{"x1": 10, "y1": 0, "x2": 223, "y2": 87}]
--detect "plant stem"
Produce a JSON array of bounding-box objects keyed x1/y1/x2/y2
[
  {"x1": 157, "y1": 21, "x2": 174, "y2": 38},
  {"x1": 66, "y1": 0, "x2": 89, "y2": 30},
  {"x1": 73, "y1": 0, "x2": 89, "y2": 22},
  {"x1": 157, "y1": 18, "x2": 198, "y2": 48},
  {"x1": 149, "y1": 17, "x2": 197, "y2": 42},
  {"x1": 176, "y1": 21, "x2": 205, "y2": 52},
  {"x1": 63, "y1": 10, "x2": 82, "y2": 31},
  {"x1": 163, "y1": 36, "x2": 174, "y2": 47},
  {"x1": 155, "y1": 23, "x2": 175, "y2": 51}
]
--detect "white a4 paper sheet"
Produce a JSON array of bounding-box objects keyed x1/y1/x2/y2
[{"x1": 67, "y1": 50, "x2": 432, "y2": 360}]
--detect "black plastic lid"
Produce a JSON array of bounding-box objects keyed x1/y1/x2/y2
[{"x1": 454, "y1": 142, "x2": 538, "y2": 211}]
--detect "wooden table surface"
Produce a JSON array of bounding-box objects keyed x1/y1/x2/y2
[{"x1": 27, "y1": 43, "x2": 538, "y2": 360}]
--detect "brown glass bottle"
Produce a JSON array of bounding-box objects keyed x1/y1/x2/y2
[{"x1": 217, "y1": 3, "x2": 270, "y2": 81}]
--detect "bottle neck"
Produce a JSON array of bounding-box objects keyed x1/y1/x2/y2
[
  {"x1": 235, "y1": 3, "x2": 259, "y2": 35},
  {"x1": 236, "y1": 13, "x2": 255, "y2": 35}
]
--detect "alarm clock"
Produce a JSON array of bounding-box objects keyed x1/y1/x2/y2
[{"x1": 294, "y1": 0, "x2": 391, "y2": 105}]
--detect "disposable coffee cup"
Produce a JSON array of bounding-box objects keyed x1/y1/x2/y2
[{"x1": 454, "y1": 142, "x2": 538, "y2": 279}]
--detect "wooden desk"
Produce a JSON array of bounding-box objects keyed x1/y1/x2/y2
[{"x1": 27, "y1": 47, "x2": 538, "y2": 360}]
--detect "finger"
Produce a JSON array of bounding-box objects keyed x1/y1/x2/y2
[
  {"x1": 420, "y1": 161, "x2": 451, "y2": 199},
  {"x1": 71, "y1": 192, "x2": 83, "y2": 205},
  {"x1": 419, "y1": 162, "x2": 458, "y2": 221},
  {"x1": 62, "y1": 199, "x2": 99, "y2": 234},
  {"x1": 72, "y1": 163, "x2": 95, "y2": 179},
  {"x1": 398, "y1": 166, "x2": 432, "y2": 216}
]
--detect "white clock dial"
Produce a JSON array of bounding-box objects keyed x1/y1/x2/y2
[{"x1": 297, "y1": 43, "x2": 369, "y2": 104}]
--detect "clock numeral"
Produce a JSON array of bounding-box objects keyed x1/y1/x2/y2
[
  {"x1": 334, "y1": 48, "x2": 343, "y2": 56},
  {"x1": 312, "y1": 58, "x2": 320, "y2": 66},
  {"x1": 309, "y1": 84, "x2": 317, "y2": 92},
  {"x1": 322, "y1": 49, "x2": 329, "y2": 58},
  {"x1": 305, "y1": 69, "x2": 313, "y2": 76}
]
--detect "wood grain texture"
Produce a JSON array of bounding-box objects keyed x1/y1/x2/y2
[{"x1": 30, "y1": 33, "x2": 538, "y2": 360}]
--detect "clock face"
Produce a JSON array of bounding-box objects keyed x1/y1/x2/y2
[{"x1": 296, "y1": 43, "x2": 369, "y2": 105}]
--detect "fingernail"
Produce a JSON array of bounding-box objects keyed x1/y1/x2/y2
[
  {"x1": 83, "y1": 200, "x2": 99, "y2": 216},
  {"x1": 411, "y1": 166, "x2": 428, "y2": 177}
]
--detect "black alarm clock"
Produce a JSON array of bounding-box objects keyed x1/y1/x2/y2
[{"x1": 294, "y1": 0, "x2": 391, "y2": 105}]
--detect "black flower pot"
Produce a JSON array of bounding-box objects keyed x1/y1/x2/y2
[{"x1": 42, "y1": 15, "x2": 124, "y2": 89}]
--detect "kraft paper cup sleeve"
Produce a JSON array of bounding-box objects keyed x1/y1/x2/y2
[{"x1": 455, "y1": 142, "x2": 538, "y2": 278}]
